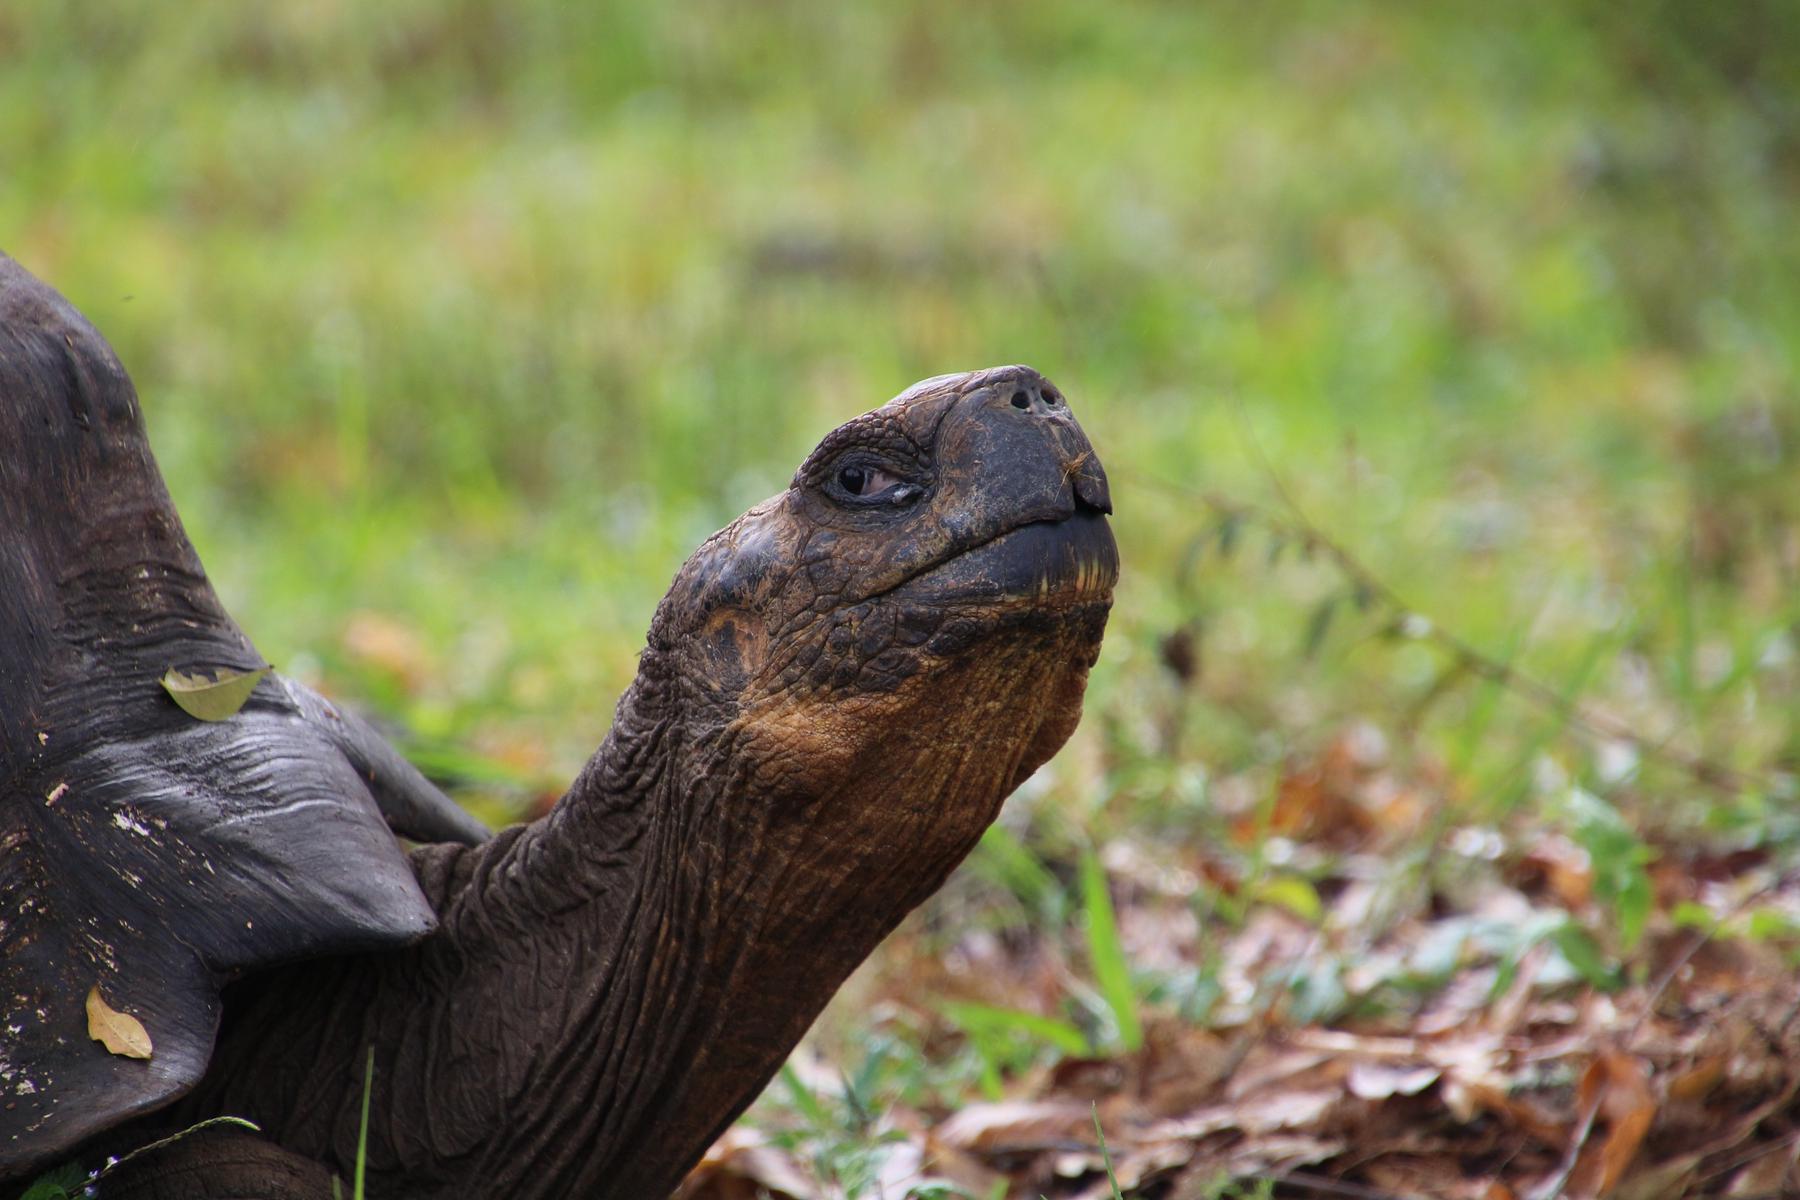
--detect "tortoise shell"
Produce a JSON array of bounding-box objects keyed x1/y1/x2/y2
[{"x1": 0, "y1": 253, "x2": 481, "y2": 1174}]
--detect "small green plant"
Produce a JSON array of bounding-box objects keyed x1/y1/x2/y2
[
  {"x1": 332, "y1": 1047, "x2": 377, "y2": 1200},
  {"x1": 940, "y1": 846, "x2": 1155, "y2": 1093},
  {"x1": 19, "y1": 1162, "x2": 89, "y2": 1200},
  {"x1": 1178, "y1": 1167, "x2": 1281, "y2": 1200},
  {"x1": 1080, "y1": 851, "x2": 1144, "y2": 1054},
  {"x1": 969, "y1": 825, "x2": 1071, "y2": 926},
  {"x1": 938, "y1": 999, "x2": 1089, "y2": 1099},
  {"x1": 1561, "y1": 784, "x2": 1655, "y2": 952},
  {"x1": 356, "y1": 1046, "x2": 375, "y2": 1199},
  {"x1": 765, "y1": 1055, "x2": 976, "y2": 1200},
  {"x1": 1092, "y1": 1105, "x2": 1124, "y2": 1200}
]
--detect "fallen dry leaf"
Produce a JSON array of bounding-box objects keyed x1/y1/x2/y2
[
  {"x1": 936, "y1": 1099, "x2": 1094, "y2": 1154},
  {"x1": 1586, "y1": 1050, "x2": 1655, "y2": 1197},
  {"x1": 1346, "y1": 1059, "x2": 1441, "y2": 1100},
  {"x1": 86, "y1": 985, "x2": 153, "y2": 1060},
  {"x1": 1551, "y1": 1049, "x2": 1657, "y2": 1199},
  {"x1": 1665, "y1": 1054, "x2": 1726, "y2": 1102},
  {"x1": 1513, "y1": 833, "x2": 1594, "y2": 910},
  {"x1": 676, "y1": 1127, "x2": 816, "y2": 1199},
  {"x1": 159, "y1": 665, "x2": 270, "y2": 721},
  {"x1": 1727, "y1": 1140, "x2": 1800, "y2": 1196}
]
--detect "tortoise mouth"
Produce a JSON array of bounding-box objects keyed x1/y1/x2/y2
[{"x1": 887, "y1": 507, "x2": 1119, "y2": 610}]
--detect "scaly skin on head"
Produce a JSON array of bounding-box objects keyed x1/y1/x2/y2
[{"x1": 152, "y1": 366, "x2": 1116, "y2": 1199}]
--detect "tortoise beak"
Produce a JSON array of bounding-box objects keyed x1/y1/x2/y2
[
  {"x1": 898, "y1": 366, "x2": 1119, "y2": 605},
  {"x1": 943, "y1": 364, "x2": 1112, "y2": 524}
]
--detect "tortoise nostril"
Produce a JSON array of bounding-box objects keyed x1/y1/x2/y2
[
  {"x1": 1044, "y1": 390, "x2": 1060, "y2": 407},
  {"x1": 1010, "y1": 390, "x2": 1031, "y2": 410}
]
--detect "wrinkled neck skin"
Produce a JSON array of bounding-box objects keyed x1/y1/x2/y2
[{"x1": 179, "y1": 603, "x2": 1096, "y2": 1200}]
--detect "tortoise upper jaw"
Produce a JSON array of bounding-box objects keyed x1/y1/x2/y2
[
  {"x1": 889, "y1": 506, "x2": 1118, "y2": 609},
  {"x1": 953, "y1": 365, "x2": 1112, "y2": 516}
]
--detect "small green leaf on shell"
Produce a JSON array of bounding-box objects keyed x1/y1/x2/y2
[
  {"x1": 160, "y1": 665, "x2": 270, "y2": 721},
  {"x1": 86, "y1": 986, "x2": 153, "y2": 1060}
]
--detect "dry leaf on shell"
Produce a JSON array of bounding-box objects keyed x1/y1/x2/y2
[{"x1": 86, "y1": 985, "x2": 153, "y2": 1060}]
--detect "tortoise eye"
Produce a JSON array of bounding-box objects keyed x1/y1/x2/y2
[{"x1": 837, "y1": 464, "x2": 902, "y2": 497}]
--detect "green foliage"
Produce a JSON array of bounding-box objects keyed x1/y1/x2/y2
[
  {"x1": 766, "y1": 1056, "x2": 977, "y2": 1200},
  {"x1": 1560, "y1": 785, "x2": 1656, "y2": 951},
  {"x1": 937, "y1": 848, "x2": 1165, "y2": 1090},
  {"x1": 970, "y1": 826, "x2": 1070, "y2": 926},
  {"x1": 332, "y1": 1048, "x2": 377, "y2": 1200},
  {"x1": 938, "y1": 1000, "x2": 1089, "y2": 1099},
  {"x1": 1550, "y1": 919, "x2": 1623, "y2": 992},
  {"x1": 1196, "y1": 1177, "x2": 1278, "y2": 1200},
  {"x1": 939, "y1": 1001, "x2": 1089, "y2": 1059},
  {"x1": 1249, "y1": 876, "x2": 1323, "y2": 925},
  {"x1": 356, "y1": 1047, "x2": 375, "y2": 1200},
  {"x1": 1092, "y1": 1105, "x2": 1124, "y2": 1200},
  {"x1": 19, "y1": 1163, "x2": 88, "y2": 1200},
  {"x1": 6, "y1": 4, "x2": 1796, "y2": 810},
  {"x1": 1080, "y1": 852, "x2": 1144, "y2": 1054}
]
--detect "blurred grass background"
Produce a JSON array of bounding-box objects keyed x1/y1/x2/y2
[{"x1": 7, "y1": 0, "x2": 1800, "y2": 1175}]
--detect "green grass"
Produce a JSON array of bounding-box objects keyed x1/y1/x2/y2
[
  {"x1": 6, "y1": 1, "x2": 1793, "y2": 815},
  {"x1": 6, "y1": 1, "x2": 1800, "y2": 1192}
]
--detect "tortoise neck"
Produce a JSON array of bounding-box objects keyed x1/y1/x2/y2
[
  {"x1": 398, "y1": 646, "x2": 792, "y2": 1197},
  {"x1": 445, "y1": 650, "x2": 943, "y2": 1198}
]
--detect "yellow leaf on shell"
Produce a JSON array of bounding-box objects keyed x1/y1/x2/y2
[
  {"x1": 86, "y1": 985, "x2": 153, "y2": 1060},
  {"x1": 160, "y1": 665, "x2": 270, "y2": 721}
]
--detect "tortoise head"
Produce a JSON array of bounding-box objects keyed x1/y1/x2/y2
[
  {"x1": 508, "y1": 364, "x2": 1118, "y2": 1196},
  {"x1": 642, "y1": 364, "x2": 1115, "y2": 870}
]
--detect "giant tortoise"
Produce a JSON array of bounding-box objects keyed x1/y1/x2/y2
[{"x1": 0, "y1": 252, "x2": 1116, "y2": 1198}]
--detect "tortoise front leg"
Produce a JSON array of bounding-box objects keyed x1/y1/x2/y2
[{"x1": 94, "y1": 1127, "x2": 337, "y2": 1200}]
